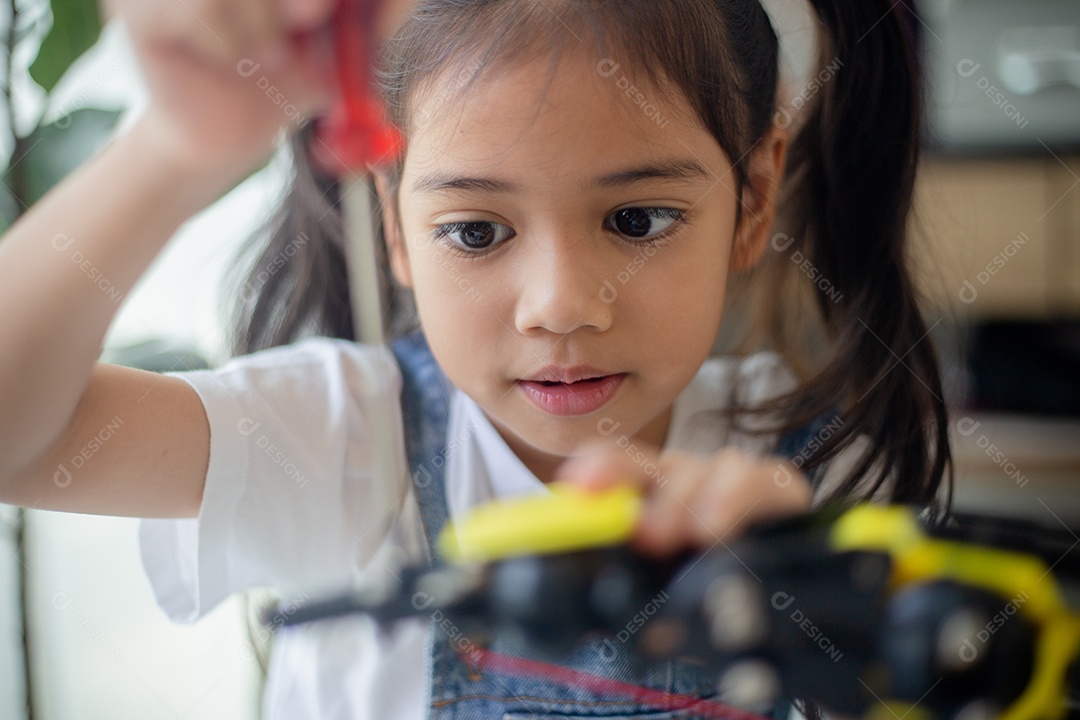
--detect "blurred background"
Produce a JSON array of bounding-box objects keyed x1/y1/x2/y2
[
  {"x1": 0, "y1": 0, "x2": 1078, "y2": 718},
  {"x1": 908, "y1": 0, "x2": 1080, "y2": 521}
]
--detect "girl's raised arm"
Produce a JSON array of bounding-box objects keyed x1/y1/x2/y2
[
  {"x1": 0, "y1": 115, "x2": 229, "y2": 518},
  {"x1": 0, "y1": 0, "x2": 368, "y2": 517}
]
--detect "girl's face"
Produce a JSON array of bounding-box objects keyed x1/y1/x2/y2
[{"x1": 380, "y1": 50, "x2": 784, "y2": 481}]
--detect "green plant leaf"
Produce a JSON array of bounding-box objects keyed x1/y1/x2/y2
[
  {"x1": 3, "y1": 108, "x2": 121, "y2": 209},
  {"x1": 29, "y1": 0, "x2": 104, "y2": 92},
  {"x1": 0, "y1": 183, "x2": 20, "y2": 234}
]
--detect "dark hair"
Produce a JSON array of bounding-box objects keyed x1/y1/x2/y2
[{"x1": 231, "y1": 0, "x2": 952, "y2": 514}]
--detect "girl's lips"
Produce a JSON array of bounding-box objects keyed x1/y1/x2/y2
[{"x1": 518, "y1": 374, "x2": 626, "y2": 416}]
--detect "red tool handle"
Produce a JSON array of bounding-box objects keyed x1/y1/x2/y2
[{"x1": 312, "y1": 0, "x2": 403, "y2": 173}]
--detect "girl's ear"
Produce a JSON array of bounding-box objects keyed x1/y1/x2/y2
[
  {"x1": 372, "y1": 170, "x2": 414, "y2": 289},
  {"x1": 731, "y1": 125, "x2": 789, "y2": 272}
]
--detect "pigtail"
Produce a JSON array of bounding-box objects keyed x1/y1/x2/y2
[
  {"x1": 767, "y1": 0, "x2": 951, "y2": 512},
  {"x1": 230, "y1": 128, "x2": 354, "y2": 355},
  {"x1": 230, "y1": 126, "x2": 416, "y2": 356}
]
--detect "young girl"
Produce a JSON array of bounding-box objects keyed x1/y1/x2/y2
[{"x1": 0, "y1": 0, "x2": 951, "y2": 718}]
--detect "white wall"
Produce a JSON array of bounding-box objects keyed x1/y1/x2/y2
[{"x1": 25, "y1": 515, "x2": 263, "y2": 720}]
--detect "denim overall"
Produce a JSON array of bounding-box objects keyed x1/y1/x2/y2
[{"x1": 393, "y1": 333, "x2": 818, "y2": 720}]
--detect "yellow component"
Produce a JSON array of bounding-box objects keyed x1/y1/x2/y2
[
  {"x1": 438, "y1": 484, "x2": 643, "y2": 563},
  {"x1": 832, "y1": 505, "x2": 1080, "y2": 720}
]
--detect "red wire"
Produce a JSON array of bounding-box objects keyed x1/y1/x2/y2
[{"x1": 476, "y1": 648, "x2": 773, "y2": 720}]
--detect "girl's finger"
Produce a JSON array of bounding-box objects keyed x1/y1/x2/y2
[
  {"x1": 374, "y1": 0, "x2": 418, "y2": 37},
  {"x1": 688, "y1": 456, "x2": 812, "y2": 547},
  {"x1": 275, "y1": 0, "x2": 412, "y2": 38},
  {"x1": 158, "y1": 0, "x2": 237, "y2": 64},
  {"x1": 556, "y1": 442, "x2": 813, "y2": 556},
  {"x1": 126, "y1": 0, "x2": 283, "y2": 69},
  {"x1": 635, "y1": 451, "x2": 712, "y2": 555},
  {"x1": 684, "y1": 449, "x2": 757, "y2": 546},
  {"x1": 557, "y1": 442, "x2": 715, "y2": 554},
  {"x1": 277, "y1": 0, "x2": 338, "y2": 30},
  {"x1": 230, "y1": 0, "x2": 285, "y2": 60},
  {"x1": 555, "y1": 441, "x2": 676, "y2": 555},
  {"x1": 555, "y1": 438, "x2": 661, "y2": 492}
]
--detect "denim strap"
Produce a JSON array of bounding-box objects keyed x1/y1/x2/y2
[{"x1": 392, "y1": 331, "x2": 455, "y2": 560}]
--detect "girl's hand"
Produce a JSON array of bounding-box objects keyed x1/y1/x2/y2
[
  {"x1": 105, "y1": 0, "x2": 411, "y2": 180},
  {"x1": 556, "y1": 442, "x2": 812, "y2": 556}
]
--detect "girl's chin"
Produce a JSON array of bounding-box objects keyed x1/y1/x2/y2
[
  {"x1": 488, "y1": 414, "x2": 599, "y2": 459},
  {"x1": 505, "y1": 427, "x2": 588, "y2": 459}
]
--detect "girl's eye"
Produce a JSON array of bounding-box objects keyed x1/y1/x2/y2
[
  {"x1": 606, "y1": 207, "x2": 686, "y2": 242},
  {"x1": 433, "y1": 221, "x2": 515, "y2": 252}
]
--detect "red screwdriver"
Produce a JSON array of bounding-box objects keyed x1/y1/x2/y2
[
  {"x1": 310, "y1": 0, "x2": 404, "y2": 347},
  {"x1": 312, "y1": 0, "x2": 407, "y2": 532},
  {"x1": 315, "y1": 0, "x2": 404, "y2": 174}
]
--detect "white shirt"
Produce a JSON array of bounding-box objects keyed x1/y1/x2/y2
[{"x1": 138, "y1": 337, "x2": 800, "y2": 720}]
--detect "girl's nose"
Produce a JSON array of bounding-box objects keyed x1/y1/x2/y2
[{"x1": 513, "y1": 238, "x2": 613, "y2": 336}]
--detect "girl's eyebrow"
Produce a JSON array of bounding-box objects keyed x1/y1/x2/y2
[
  {"x1": 412, "y1": 174, "x2": 521, "y2": 196},
  {"x1": 411, "y1": 159, "x2": 712, "y2": 196},
  {"x1": 593, "y1": 159, "x2": 713, "y2": 189}
]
